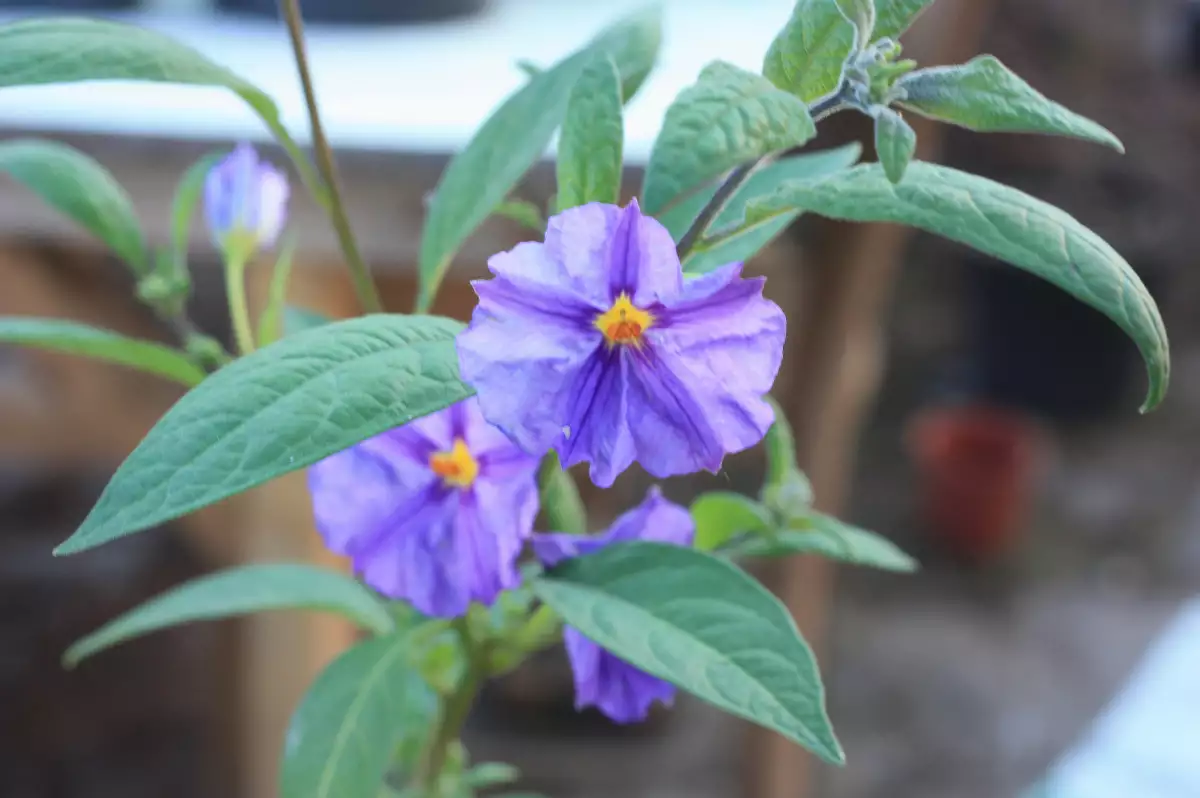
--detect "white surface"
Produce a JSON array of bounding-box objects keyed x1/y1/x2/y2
[
  {"x1": 0, "y1": 0, "x2": 795, "y2": 162},
  {"x1": 1032, "y1": 597, "x2": 1200, "y2": 798}
]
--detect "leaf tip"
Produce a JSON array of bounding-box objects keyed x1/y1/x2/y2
[
  {"x1": 883, "y1": 163, "x2": 907, "y2": 184},
  {"x1": 1100, "y1": 129, "x2": 1126, "y2": 155},
  {"x1": 52, "y1": 537, "x2": 82, "y2": 556},
  {"x1": 819, "y1": 733, "x2": 848, "y2": 767},
  {"x1": 61, "y1": 647, "x2": 84, "y2": 670}
]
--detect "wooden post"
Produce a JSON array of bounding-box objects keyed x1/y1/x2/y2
[
  {"x1": 229, "y1": 262, "x2": 363, "y2": 798},
  {"x1": 746, "y1": 2, "x2": 995, "y2": 796}
]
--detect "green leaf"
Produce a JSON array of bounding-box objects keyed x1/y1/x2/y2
[
  {"x1": 557, "y1": 54, "x2": 624, "y2": 209},
  {"x1": 728, "y1": 513, "x2": 918, "y2": 572},
  {"x1": 763, "y1": 0, "x2": 856, "y2": 103},
  {"x1": 493, "y1": 198, "x2": 546, "y2": 232},
  {"x1": 691, "y1": 492, "x2": 773, "y2": 552},
  {"x1": 760, "y1": 396, "x2": 814, "y2": 519},
  {"x1": 874, "y1": 106, "x2": 916, "y2": 183},
  {"x1": 280, "y1": 632, "x2": 437, "y2": 798},
  {"x1": 749, "y1": 162, "x2": 1169, "y2": 410},
  {"x1": 763, "y1": 395, "x2": 798, "y2": 487},
  {"x1": 642, "y1": 61, "x2": 816, "y2": 215},
  {"x1": 896, "y1": 56, "x2": 1124, "y2": 152},
  {"x1": 57, "y1": 314, "x2": 473, "y2": 555},
  {"x1": 416, "y1": 8, "x2": 661, "y2": 311},
  {"x1": 515, "y1": 59, "x2": 542, "y2": 78},
  {"x1": 538, "y1": 452, "x2": 588, "y2": 536},
  {"x1": 0, "y1": 317, "x2": 205, "y2": 386},
  {"x1": 170, "y1": 150, "x2": 223, "y2": 278},
  {"x1": 257, "y1": 236, "x2": 299, "y2": 346},
  {"x1": 0, "y1": 139, "x2": 147, "y2": 274},
  {"x1": 65, "y1": 564, "x2": 393, "y2": 667},
  {"x1": 0, "y1": 19, "x2": 303, "y2": 172},
  {"x1": 656, "y1": 144, "x2": 861, "y2": 275},
  {"x1": 762, "y1": 470, "x2": 815, "y2": 523},
  {"x1": 593, "y1": 6, "x2": 663, "y2": 102},
  {"x1": 283, "y1": 306, "x2": 333, "y2": 337},
  {"x1": 836, "y1": 0, "x2": 876, "y2": 49},
  {"x1": 872, "y1": 0, "x2": 936, "y2": 40},
  {"x1": 534, "y1": 541, "x2": 843, "y2": 764},
  {"x1": 660, "y1": 144, "x2": 861, "y2": 241}
]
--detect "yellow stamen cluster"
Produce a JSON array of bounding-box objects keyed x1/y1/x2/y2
[
  {"x1": 429, "y1": 438, "x2": 479, "y2": 488},
  {"x1": 595, "y1": 293, "x2": 653, "y2": 347}
]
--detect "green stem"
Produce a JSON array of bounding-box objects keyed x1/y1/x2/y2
[
  {"x1": 264, "y1": 116, "x2": 330, "y2": 214},
  {"x1": 279, "y1": 0, "x2": 384, "y2": 314},
  {"x1": 224, "y1": 253, "x2": 256, "y2": 355},
  {"x1": 419, "y1": 619, "x2": 482, "y2": 791},
  {"x1": 512, "y1": 606, "x2": 563, "y2": 656},
  {"x1": 674, "y1": 86, "x2": 851, "y2": 262}
]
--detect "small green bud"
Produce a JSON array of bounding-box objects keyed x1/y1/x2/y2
[
  {"x1": 184, "y1": 333, "x2": 227, "y2": 369},
  {"x1": 136, "y1": 269, "x2": 191, "y2": 317}
]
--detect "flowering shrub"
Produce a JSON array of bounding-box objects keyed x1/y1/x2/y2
[{"x1": 0, "y1": 0, "x2": 1170, "y2": 795}]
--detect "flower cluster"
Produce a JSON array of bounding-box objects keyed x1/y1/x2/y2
[{"x1": 309, "y1": 200, "x2": 785, "y2": 722}]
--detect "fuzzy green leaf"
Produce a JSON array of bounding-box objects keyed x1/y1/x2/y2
[
  {"x1": 257, "y1": 237, "x2": 298, "y2": 346},
  {"x1": 493, "y1": 198, "x2": 546, "y2": 232},
  {"x1": 280, "y1": 632, "x2": 437, "y2": 798},
  {"x1": 836, "y1": 0, "x2": 876, "y2": 48},
  {"x1": 57, "y1": 314, "x2": 472, "y2": 554},
  {"x1": 691, "y1": 492, "x2": 773, "y2": 552},
  {"x1": 557, "y1": 54, "x2": 624, "y2": 209},
  {"x1": 170, "y1": 150, "x2": 223, "y2": 276},
  {"x1": 417, "y1": 8, "x2": 661, "y2": 311},
  {"x1": 873, "y1": 0, "x2": 936, "y2": 40},
  {"x1": 659, "y1": 144, "x2": 861, "y2": 241},
  {"x1": 897, "y1": 56, "x2": 1124, "y2": 152},
  {"x1": 763, "y1": 0, "x2": 856, "y2": 103},
  {"x1": 0, "y1": 18, "x2": 301, "y2": 169},
  {"x1": 643, "y1": 61, "x2": 815, "y2": 214},
  {"x1": 534, "y1": 541, "x2": 843, "y2": 763},
  {"x1": 874, "y1": 107, "x2": 917, "y2": 183},
  {"x1": 0, "y1": 317, "x2": 204, "y2": 386},
  {"x1": 65, "y1": 564, "x2": 393, "y2": 667},
  {"x1": 749, "y1": 162, "x2": 1168, "y2": 410},
  {"x1": 283, "y1": 306, "x2": 332, "y2": 337},
  {"x1": 729, "y1": 513, "x2": 917, "y2": 572},
  {"x1": 657, "y1": 144, "x2": 861, "y2": 274},
  {"x1": 0, "y1": 139, "x2": 147, "y2": 274}
]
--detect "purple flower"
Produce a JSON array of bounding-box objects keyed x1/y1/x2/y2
[
  {"x1": 204, "y1": 143, "x2": 289, "y2": 260},
  {"x1": 533, "y1": 488, "x2": 695, "y2": 723},
  {"x1": 308, "y1": 397, "x2": 539, "y2": 618},
  {"x1": 457, "y1": 200, "x2": 786, "y2": 488}
]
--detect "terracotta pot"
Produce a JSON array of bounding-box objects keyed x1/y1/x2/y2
[{"x1": 908, "y1": 405, "x2": 1042, "y2": 562}]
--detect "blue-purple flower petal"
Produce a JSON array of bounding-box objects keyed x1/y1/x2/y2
[
  {"x1": 308, "y1": 397, "x2": 538, "y2": 618},
  {"x1": 534, "y1": 488, "x2": 694, "y2": 724},
  {"x1": 204, "y1": 143, "x2": 289, "y2": 257},
  {"x1": 458, "y1": 201, "x2": 785, "y2": 487},
  {"x1": 564, "y1": 627, "x2": 677, "y2": 723}
]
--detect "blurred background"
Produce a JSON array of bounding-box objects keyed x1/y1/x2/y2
[{"x1": 1, "y1": 0, "x2": 1199, "y2": 797}]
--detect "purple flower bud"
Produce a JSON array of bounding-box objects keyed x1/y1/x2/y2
[
  {"x1": 534, "y1": 488, "x2": 695, "y2": 723},
  {"x1": 307, "y1": 397, "x2": 540, "y2": 618},
  {"x1": 457, "y1": 200, "x2": 786, "y2": 488},
  {"x1": 204, "y1": 143, "x2": 289, "y2": 259}
]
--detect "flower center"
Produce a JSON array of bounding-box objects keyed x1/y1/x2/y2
[
  {"x1": 595, "y1": 293, "x2": 653, "y2": 346},
  {"x1": 429, "y1": 438, "x2": 479, "y2": 488}
]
